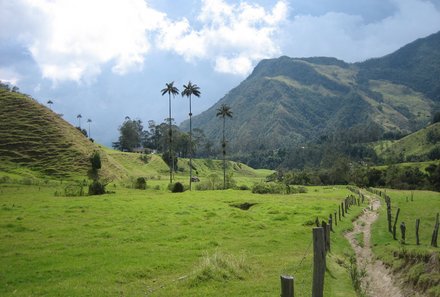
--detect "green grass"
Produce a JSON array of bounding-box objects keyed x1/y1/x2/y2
[
  {"x1": 370, "y1": 189, "x2": 440, "y2": 295},
  {"x1": 0, "y1": 185, "x2": 366, "y2": 296}
]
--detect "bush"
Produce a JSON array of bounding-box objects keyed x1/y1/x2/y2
[
  {"x1": 134, "y1": 177, "x2": 147, "y2": 189},
  {"x1": 237, "y1": 185, "x2": 250, "y2": 191},
  {"x1": 251, "y1": 182, "x2": 286, "y2": 194},
  {"x1": 289, "y1": 186, "x2": 308, "y2": 194},
  {"x1": 170, "y1": 182, "x2": 185, "y2": 193},
  {"x1": 89, "y1": 181, "x2": 106, "y2": 195}
]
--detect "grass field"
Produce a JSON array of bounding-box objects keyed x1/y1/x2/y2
[
  {"x1": 0, "y1": 185, "x2": 365, "y2": 296},
  {"x1": 371, "y1": 189, "x2": 440, "y2": 296}
]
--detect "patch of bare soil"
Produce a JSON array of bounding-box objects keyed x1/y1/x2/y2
[{"x1": 345, "y1": 195, "x2": 423, "y2": 297}]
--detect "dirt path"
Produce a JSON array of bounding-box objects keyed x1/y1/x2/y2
[{"x1": 344, "y1": 195, "x2": 405, "y2": 297}]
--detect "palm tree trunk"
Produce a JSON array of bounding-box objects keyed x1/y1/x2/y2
[
  {"x1": 222, "y1": 117, "x2": 226, "y2": 190},
  {"x1": 169, "y1": 93, "x2": 173, "y2": 184},
  {"x1": 189, "y1": 95, "x2": 192, "y2": 191}
]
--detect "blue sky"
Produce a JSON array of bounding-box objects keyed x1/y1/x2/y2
[{"x1": 1, "y1": 0, "x2": 440, "y2": 145}]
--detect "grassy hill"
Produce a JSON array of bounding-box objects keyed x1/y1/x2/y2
[
  {"x1": 0, "y1": 88, "x2": 269, "y2": 183},
  {"x1": 0, "y1": 88, "x2": 102, "y2": 179},
  {"x1": 374, "y1": 122, "x2": 440, "y2": 162}
]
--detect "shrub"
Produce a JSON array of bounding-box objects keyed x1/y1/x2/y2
[
  {"x1": 134, "y1": 177, "x2": 147, "y2": 189},
  {"x1": 170, "y1": 182, "x2": 184, "y2": 193},
  {"x1": 237, "y1": 185, "x2": 250, "y2": 191},
  {"x1": 251, "y1": 182, "x2": 285, "y2": 194},
  {"x1": 88, "y1": 181, "x2": 106, "y2": 195}
]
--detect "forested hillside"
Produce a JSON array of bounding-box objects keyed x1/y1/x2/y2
[{"x1": 183, "y1": 31, "x2": 440, "y2": 168}]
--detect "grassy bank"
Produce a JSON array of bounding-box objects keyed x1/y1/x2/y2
[{"x1": 370, "y1": 189, "x2": 440, "y2": 296}]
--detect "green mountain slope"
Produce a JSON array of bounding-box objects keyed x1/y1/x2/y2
[
  {"x1": 183, "y1": 32, "x2": 439, "y2": 153},
  {"x1": 374, "y1": 122, "x2": 440, "y2": 162},
  {"x1": 357, "y1": 31, "x2": 440, "y2": 102}
]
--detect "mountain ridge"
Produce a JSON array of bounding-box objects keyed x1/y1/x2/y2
[{"x1": 182, "y1": 31, "x2": 440, "y2": 153}]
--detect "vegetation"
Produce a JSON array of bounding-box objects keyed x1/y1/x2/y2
[{"x1": 371, "y1": 189, "x2": 440, "y2": 296}]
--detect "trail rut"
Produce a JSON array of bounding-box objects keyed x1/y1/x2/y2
[{"x1": 344, "y1": 195, "x2": 410, "y2": 297}]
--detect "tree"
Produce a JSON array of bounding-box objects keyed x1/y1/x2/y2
[
  {"x1": 161, "y1": 82, "x2": 179, "y2": 184},
  {"x1": 216, "y1": 104, "x2": 233, "y2": 189},
  {"x1": 77, "y1": 114, "x2": 82, "y2": 129},
  {"x1": 117, "y1": 119, "x2": 144, "y2": 151},
  {"x1": 88, "y1": 151, "x2": 105, "y2": 195},
  {"x1": 87, "y1": 118, "x2": 92, "y2": 139},
  {"x1": 182, "y1": 81, "x2": 201, "y2": 190},
  {"x1": 47, "y1": 100, "x2": 53, "y2": 110}
]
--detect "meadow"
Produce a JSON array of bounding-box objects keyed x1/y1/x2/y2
[{"x1": 0, "y1": 184, "x2": 364, "y2": 297}]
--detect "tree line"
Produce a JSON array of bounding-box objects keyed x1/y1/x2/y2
[
  {"x1": 267, "y1": 161, "x2": 440, "y2": 191},
  {"x1": 112, "y1": 81, "x2": 233, "y2": 189}
]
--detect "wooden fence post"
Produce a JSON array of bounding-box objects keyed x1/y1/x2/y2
[
  {"x1": 387, "y1": 200, "x2": 392, "y2": 233},
  {"x1": 400, "y1": 222, "x2": 406, "y2": 244},
  {"x1": 334, "y1": 211, "x2": 337, "y2": 226},
  {"x1": 431, "y1": 213, "x2": 439, "y2": 248},
  {"x1": 341, "y1": 202, "x2": 345, "y2": 217},
  {"x1": 329, "y1": 214, "x2": 333, "y2": 232},
  {"x1": 312, "y1": 227, "x2": 325, "y2": 297},
  {"x1": 416, "y1": 219, "x2": 420, "y2": 245},
  {"x1": 280, "y1": 275, "x2": 294, "y2": 297},
  {"x1": 325, "y1": 223, "x2": 331, "y2": 252},
  {"x1": 393, "y1": 208, "x2": 400, "y2": 240}
]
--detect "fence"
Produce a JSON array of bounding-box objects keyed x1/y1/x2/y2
[
  {"x1": 366, "y1": 188, "x2": 439, "y2": 247},
  {"x1": 280, "y1": 188, "x2": 365, "y2": 297}
]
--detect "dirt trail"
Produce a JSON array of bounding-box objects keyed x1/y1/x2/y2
[{"x1": 344, "y1": 195, "x2": 407, "y2": 297}]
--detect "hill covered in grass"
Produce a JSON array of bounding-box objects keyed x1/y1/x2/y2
[
  {"x1": 374, "y1": 122, "x2": 440, "y2": 163},
  {"x1": 0, "y1": 88, "x2": 268, "y2": 182}
]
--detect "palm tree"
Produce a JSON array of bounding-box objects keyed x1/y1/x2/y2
[
  {"x1": 216, "y1": 104, "x2": 233, "y2": 189},
  {"x1": 47, "y1": 100, "x2": 53, "y2": 110},
  {"x1": 182, "y1": 81, "x2": 201, "y2": 190},
  {"x1": 87, "y1": 118, "x2": 92, "y2": 138},
  {"x1": 77, "y1": 114, "x2": 82, "y2": 129},
  {"x1": 161, "y1": 82, "x2": 180, "y2": 184}
]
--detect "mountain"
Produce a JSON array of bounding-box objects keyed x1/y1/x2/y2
[{"x1": 183, "y1": 31, "x2": 440, "y2": 153}]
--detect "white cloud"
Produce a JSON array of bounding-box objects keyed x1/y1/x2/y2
[
  {"x1": 157, "y1": 0, "x2": 289, "y2": 75},
  {"x1": 0, "y1": 67, "x2": 21, "y2": 85},
  {"x1": 7, "y1": 0, "x2": 166, "y2": 82},
  {"x1": 282, "y1": 0, "x2": 440, "y2": 62}
]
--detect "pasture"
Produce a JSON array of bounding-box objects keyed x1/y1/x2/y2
[{"x1": 0, "y1": 185, "x2": 363, "y2": 296}]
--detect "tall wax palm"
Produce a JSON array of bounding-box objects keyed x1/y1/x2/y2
[
  {"x1": 182, "y1": 81, "x2": 201, "y2": 190},
  {"x1": 87, "y1": 118, "x2": 92, "y2": 138},
  {"x1": 47, "y1": 100, "x2": 53, "y2": 110},
  {"x1": 161, "y1": 82, "x2": 180, "y2": 184},
  {"x1": 216, "y1": 104, "x2": 233, "y2": 189},
  {"x1": 77, "y1": 114, "x2": 82, "y2": 129}
]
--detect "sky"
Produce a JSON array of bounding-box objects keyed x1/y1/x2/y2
[{"x1": 1, "y1": 0, "x2": 440, "y2": 146}]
